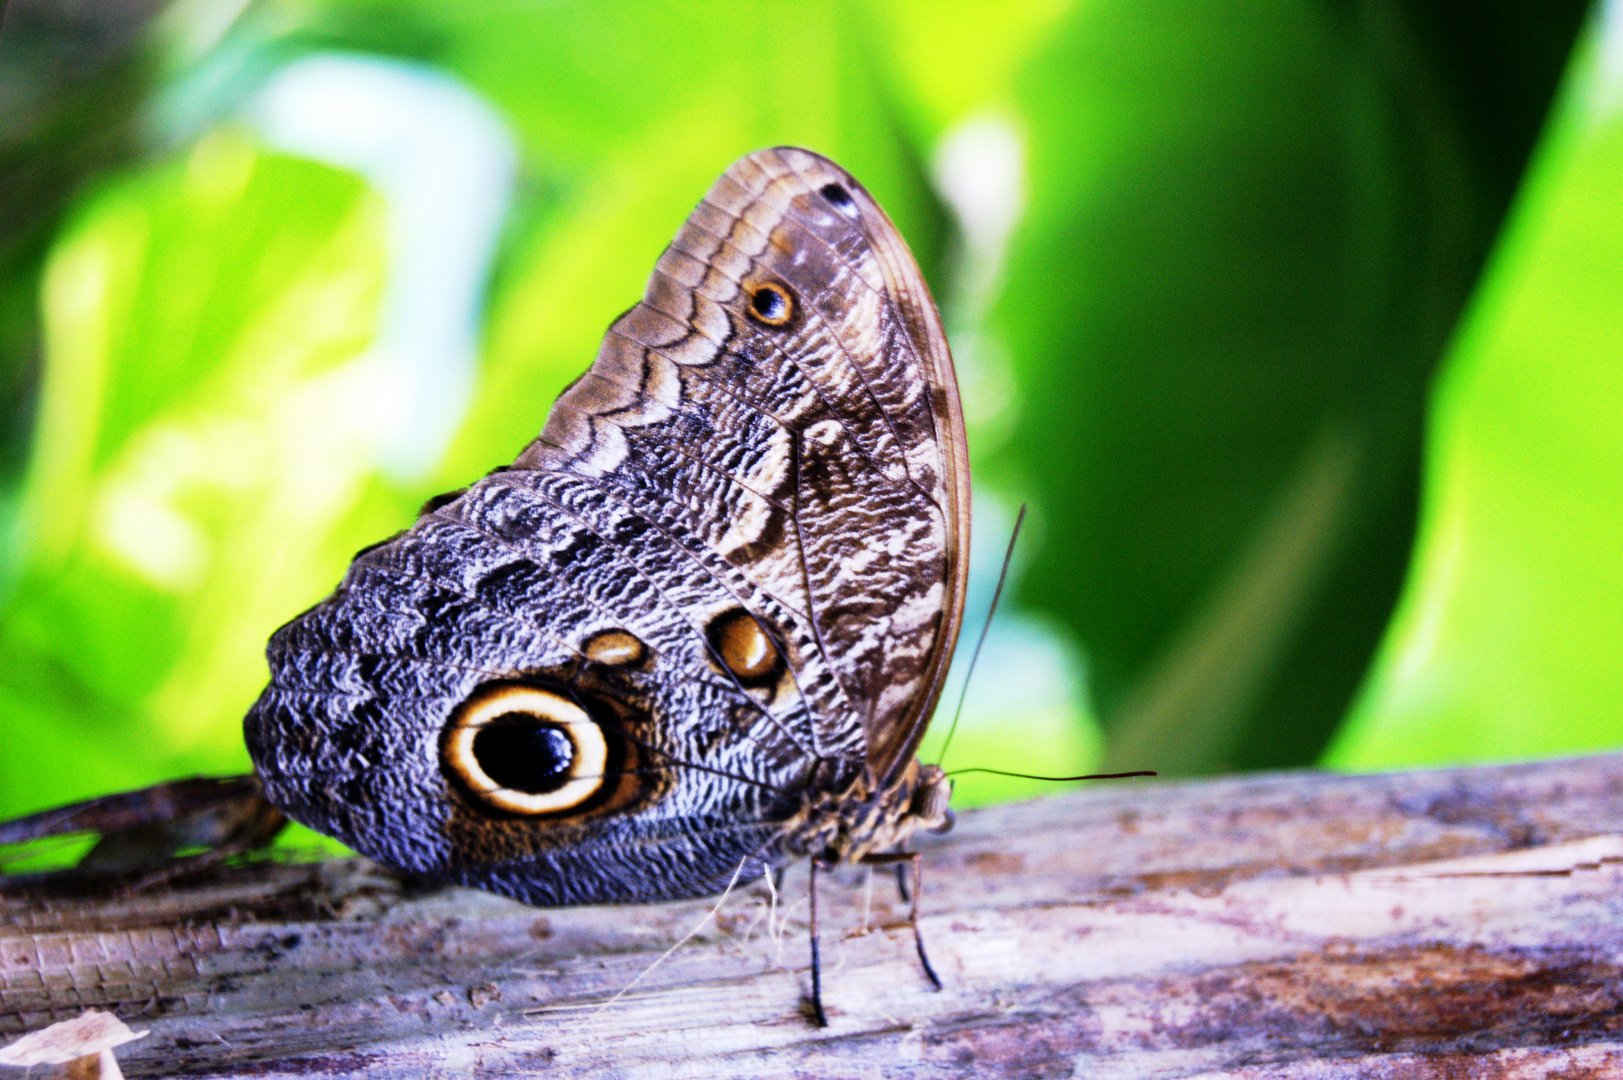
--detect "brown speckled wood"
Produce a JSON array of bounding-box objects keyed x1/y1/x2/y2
[{"x1": 244, "y1": 148, "x2": 971, "y2": 931}]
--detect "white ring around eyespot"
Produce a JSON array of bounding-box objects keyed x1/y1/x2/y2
[{"x1": 444, "y1": 685, "x2": 609, "y2": 815}]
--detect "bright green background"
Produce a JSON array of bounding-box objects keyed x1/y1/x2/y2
[{"x1": 0, "y1": 0, "x2": 1618, "y2": 826}]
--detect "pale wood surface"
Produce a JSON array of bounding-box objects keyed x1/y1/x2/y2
[{"x1": 4, "y1": 754, "x2": 1623, "y2": 1078}]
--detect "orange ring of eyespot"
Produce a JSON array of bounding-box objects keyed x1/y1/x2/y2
[
  {"x1": 443, "y1": 685, "x2": 608, "y2": 815},
  {"x1": 747, "y1": 282, "x2": 794, "y2": 327}
]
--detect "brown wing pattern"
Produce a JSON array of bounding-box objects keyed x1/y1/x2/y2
[{"x1": 524, "y1": 148, "x2": 970, "y2": 784}]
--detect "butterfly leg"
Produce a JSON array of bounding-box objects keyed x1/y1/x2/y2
[
  {"x1": 860, "y1": 851, "x2": 943, "y2": 991},
  {"x1": 905, "y1": 853, "x2": 942, "y2": 991},
  {"x1": 807, "y1": 857, "x2": 830, "y2": 1027}
]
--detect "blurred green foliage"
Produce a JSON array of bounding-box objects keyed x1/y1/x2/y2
[
  {"x1": 1329, "y1": 29, "x2": 1623, "y2": 767},
  {"x1": 0, "y1": 0, "x2": 1618, "y2": 825},
  {"x1": 4, "y1": 133, "x2": 389, "y2": 812}
]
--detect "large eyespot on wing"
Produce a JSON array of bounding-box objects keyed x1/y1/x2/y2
[{"x1": 443, "y1": 683, "x2": 626, "y2": 817}]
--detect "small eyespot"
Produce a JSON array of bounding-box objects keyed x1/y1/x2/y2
[
  {"x1": 708, "y1": 609, "x2": 782, "y2": 683},
  {"x1": 443, "y1": 685, "x2": 609, "y2": 815},
  {"x1": 819, "y1": 182, "x2": 857, "y2": 217},
  {"x1": 583, "y1": 628, "x2": 646, "y2": 667},
  {"x1": 747, "y1": 282, "x2": 793, "y2": 327}
]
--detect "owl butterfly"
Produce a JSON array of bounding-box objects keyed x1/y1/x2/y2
[{"x1": 249, "y1": 147, "x2": 971, "y2": 1022}]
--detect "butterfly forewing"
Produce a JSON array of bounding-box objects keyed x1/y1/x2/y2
[{"x1": 245, "y1": 147, "x2": 969, "y2": 904}]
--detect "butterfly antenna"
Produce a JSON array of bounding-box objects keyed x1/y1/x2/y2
[
  {"x1": 946, "y1": 768, "x2": 1157, "y2": 782},
  {"x1": 936, "y1": 503, "x2": 1027, "y2": 770}
]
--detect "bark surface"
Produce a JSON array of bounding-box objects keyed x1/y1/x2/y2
[{"x1": 3, "y1": 754, "x2": 1622, "y2": 1078}]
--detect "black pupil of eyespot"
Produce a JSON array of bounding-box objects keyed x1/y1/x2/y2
[
  {"x1": 820, "y1": 183, "x2": 853, "y2": 209},
  {"x1": 752, "y1": 288, "x2": 784, "y2": 320},
  {"x1": 753, "y1": 289, "x2": 785, "y2": 318},
  {"x1": 472, "y1": 715, "x2": 574, "y2": 794}
]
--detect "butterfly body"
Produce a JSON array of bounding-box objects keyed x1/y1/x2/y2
[{"x1": 244, "y1": 147, "x2": 969, "y2": 910}]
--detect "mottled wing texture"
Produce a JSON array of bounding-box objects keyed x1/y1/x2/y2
[{"x1": 245, "y1": 147, "x2": 969, "y2": 905}]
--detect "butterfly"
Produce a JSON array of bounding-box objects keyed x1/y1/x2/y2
[{"x1": 5, "y1": 148, "x2": 971, "y2": 1026}]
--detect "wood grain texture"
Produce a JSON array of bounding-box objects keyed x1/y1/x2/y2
[{"x1": 5, "y1": 753, "x2": 1623, "y2": 1078}]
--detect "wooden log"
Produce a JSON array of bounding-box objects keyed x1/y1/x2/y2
[{"x1": 3, "y1": 753, "x2": 1623, "y2": 1078}]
